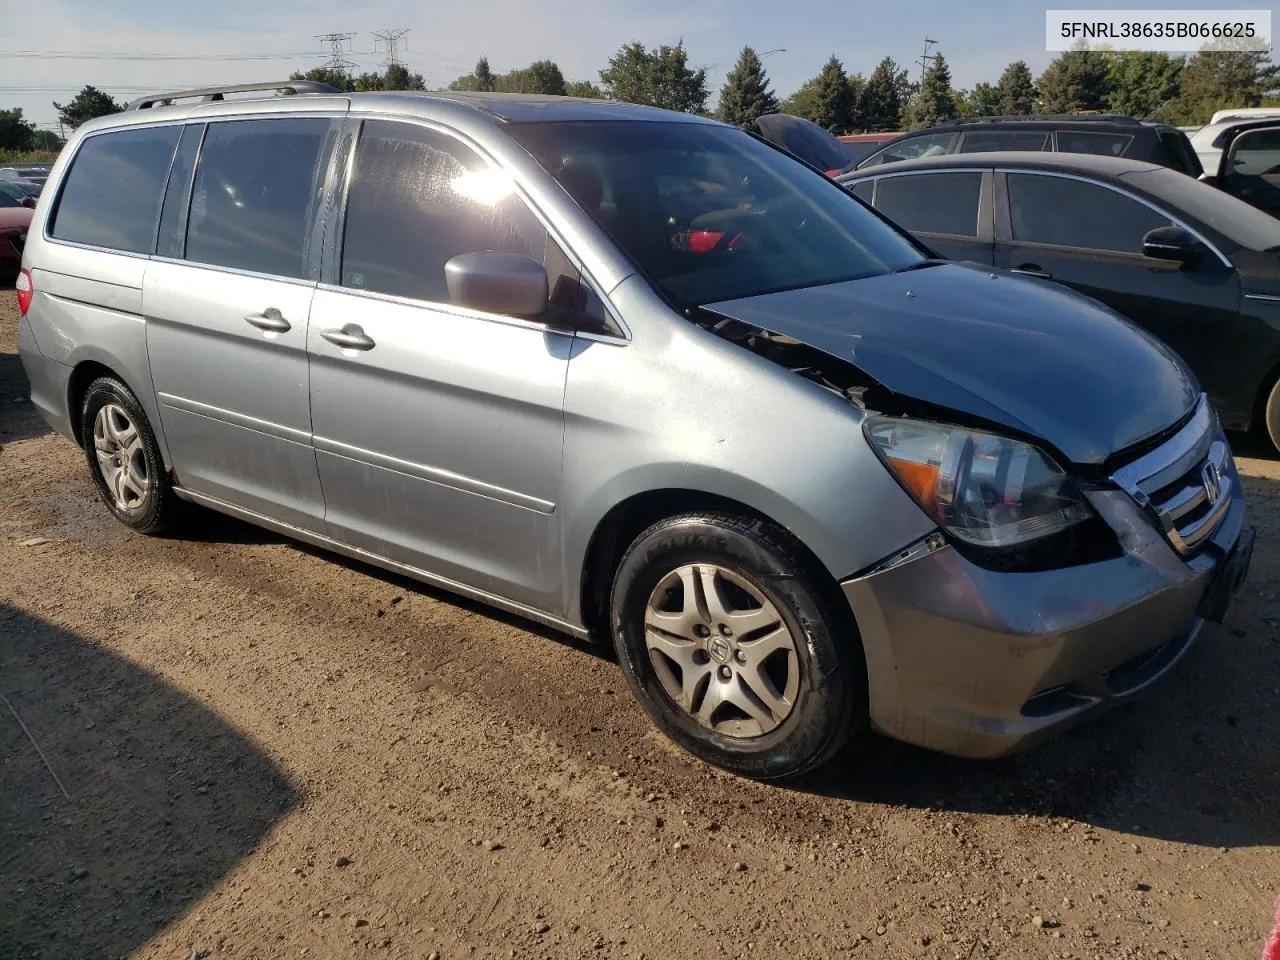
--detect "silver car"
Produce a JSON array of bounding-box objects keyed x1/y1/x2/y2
[{"x1": 16, "y1": 82, "x2": 1253, "y2": 779}]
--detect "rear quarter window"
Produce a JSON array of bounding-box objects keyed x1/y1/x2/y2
[
  {"x1": 49, "y1": 126, "x2": 181, "y2": 254},
  {"x1": 1055, "y1": 131, "x2": 1134, "y2": 159}
]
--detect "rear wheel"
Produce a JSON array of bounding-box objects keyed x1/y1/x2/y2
[
  {"x1": 609, "y1": 512, "x2": 865, "y2": 780},
  {"x1": 81, "y1": 377, "x2": 181, "y2": 534},
  {"x1": 1264, "y1": 376, "x2": 1280, "y2": 456}
]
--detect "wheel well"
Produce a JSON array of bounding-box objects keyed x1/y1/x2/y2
[
  {"x1": 66, "y1": 361, "x2": 118, "y2": 445},
  {"x1": 578, "y1": 489, "x2": 849, "y2": 641}
]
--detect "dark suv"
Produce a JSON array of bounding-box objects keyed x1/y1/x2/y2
[{"x1": 855, "y1": 115, "x2": 1203, "y2": 177}]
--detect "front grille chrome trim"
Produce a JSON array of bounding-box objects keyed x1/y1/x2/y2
[{"x1": 1110, "y1": 395, "x2": 1213, "y2": 503}]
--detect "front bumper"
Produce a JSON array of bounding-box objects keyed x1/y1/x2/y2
[{"x1": 842, "y1": 463, "x2": 1249, "y2": 759}]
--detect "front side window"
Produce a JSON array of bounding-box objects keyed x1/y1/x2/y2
[
  {"x1": 508, "y1": 120, "x2": 924, "y2": 308},
  {"x1": 1007, "y1": 173, "x2": 1172, "y2": 254},
  {"x1": 874, "y1": 172, "x2": 982, "y2": 237},
  {"x1": 185, "y1": 118, "x2": 330, "y2": 278},
  {"x1": 1055, "y1": 131, "x2": 1134, "y2": 158},
  {"x1": 959, "y1": 131, "x2": 1049, "y2": 153},
  {"x1": 340, "y1": 120, "x2": 548, "y2": 304},
  {"x1": 858, "y1": 132, "x2": 958, "y2": 168},
  {"x1": 49, "y1": 125, "x2": 180, "y2": 254}
]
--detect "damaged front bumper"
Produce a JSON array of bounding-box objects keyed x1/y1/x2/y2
[{"x1": 841, "y1": 460, "x2": 1250, "y2": 759}]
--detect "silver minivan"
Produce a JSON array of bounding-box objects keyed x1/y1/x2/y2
[{"x1": 17, "y1": 82, "x2": 1253, "y2": 779}]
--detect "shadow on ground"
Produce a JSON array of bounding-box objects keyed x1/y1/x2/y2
[
  {"x1": 0, "y1": 354, "x2": 52, "y2": 445},
  {"x1": 0, "y1": 604, "x2": 298, "y2": 958}
]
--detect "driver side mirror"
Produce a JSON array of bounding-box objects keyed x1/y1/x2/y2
[
  {"x1": 1141, "y1": 225, "x2": 1203, "y2": 265},
  {"x1": 444, "y1": 252, "x2": 548, "y2": 318}
]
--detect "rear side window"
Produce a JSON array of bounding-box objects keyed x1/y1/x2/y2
[
  {"x1": 1007, "y1": 173, "x2": 1171, "y2": 253},
  {"x1": 1055, "y1": 131, "x2": 1134, "y2": 158},
  {"x1": 340, "y1": 120, "x2": 548, "y2": 304},
  {"x1": 874, "y1": 172, "x2": 982, "y2": 237},
  {"x1": 50, "y1": 126, "x2": 180, "y2": 254},
  {"x1": 848, "y1": 179, "x2": 875, "y2": 204},
  {"x1": 959, "y1": 131, "x2": 1049, "y2": 152},
  {"x1": 185, "y1": 118, "x2": 330, "y2": 279},
  {"x1": 859, "y1": 132, "x2": 958, "y2": 167}
]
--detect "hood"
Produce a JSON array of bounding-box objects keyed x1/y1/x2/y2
[
  {"x1": 0, "y1": 207, "x2": 32, "y2": 230},
  {"x1": 704, "y1": 262, "x2": 1199, "y2": 464}
]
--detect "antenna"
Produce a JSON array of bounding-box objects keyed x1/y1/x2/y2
[
  {"x1": 373, "y1": 28, "x2": 410, "y2": 68},
  {"x1": 315, "y1": 32, "x2": 357, "y2": 73}
]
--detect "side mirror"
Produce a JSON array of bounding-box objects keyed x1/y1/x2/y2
[
  {"x1": 1141, "y1": 225, "x2": 1203, "y2": 265},
  {"x1": 444, "y1": 251, "x2": 548, "y2": 318}
]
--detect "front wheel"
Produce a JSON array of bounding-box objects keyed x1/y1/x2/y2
[
  {"x1": 609, "y1": 512, "x2": 865, "y2": 780},
  {"x1": 81, "y1": 376, "x2": 181, "y2": 535},
  {"x1": 1264, "y1": 376, "x2": 1280, "y2": 456}
]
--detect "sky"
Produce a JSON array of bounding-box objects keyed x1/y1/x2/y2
[{"x1": 5, "y1": 0, "x2": 1280, "y2": 131}]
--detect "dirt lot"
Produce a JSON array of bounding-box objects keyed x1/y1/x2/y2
[{"x1": 0, "y1": 295, "x2": 1277, "y2": 960}]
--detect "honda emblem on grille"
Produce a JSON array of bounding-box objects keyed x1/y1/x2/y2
[{"x1": 1201, "y1": 461, "x2": 1222, "y2": 505}]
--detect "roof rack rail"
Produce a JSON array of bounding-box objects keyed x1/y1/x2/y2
[
  {"x1": 940, "y1": 113, "x2": 1143, "y2": 127},
  {"x1": 125, "y1": 80, "x2": 342, "y2": 111}
]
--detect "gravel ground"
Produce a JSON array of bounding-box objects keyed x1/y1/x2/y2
[{"x1": 1, "y1": 294, "x2": 1277, "y2": 960}]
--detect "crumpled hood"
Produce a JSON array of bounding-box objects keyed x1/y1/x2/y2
[{"x1": 704, "y1": 262, "x2": 1199, "y2": 464}]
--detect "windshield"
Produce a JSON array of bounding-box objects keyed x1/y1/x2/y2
[
  {"x1": 1123, "y1": 166, "x2": 1280, "y2": 252},
  {"x1": 506, "y1": 120, "x2": 924, "y2": 307}
]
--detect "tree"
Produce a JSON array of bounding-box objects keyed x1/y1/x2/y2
[
  {"x1": 53, "y1": 85, "x2": 123, "y2": 130},
  {"x1": 382, "y1": 64, "x2": 427, "y2": 91},
  {"x1": 289, "y1": 67, "x2": 357, "y2": 92},
  {"x1": 968, "y1": 81, "x2": 1001, "y2": 117},
  {"x1": 996, "y1": 60, "x2": 1036, "y2": 115},
  {"x1": 0, "y1": 107, "x2": 37, "y2": 151},
  {"x1": 1163, "y1": 43, "x2": 1280, "y2": 125},
  {"x1": 1104, "y1": 52, "x2": 1183, "y2": 119},
  {"x1": 1036, "y1": 44, "x2": 1112, "y2": 113},
  {"x1": 507, "y1": 59, "x2": 566, "y2": 96},
  {"x1": 716, "y1": 46, "x2": 780, "y2": 127},
  {"x1": 565, "y1": 80, "x2": 603, "y2": 99},
  {"x1": 474, "y1": 57, "x2": 496, "y2": 93},
  {"x1": 600, "y1": 41, "x2": 709, "y2": 113},
  {"x1": 860, "y1": 57, "x2": 908, "y2": 131},
  {"x1": 903, "y1": 53, "x2": 957, "y2": 129},
  {"x1": 809, "y1": 55, "x2": 854, "y2": 133}
]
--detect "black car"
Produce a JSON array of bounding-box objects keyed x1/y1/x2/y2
[
  {"x1": 854, "y1": 115, "x2": 1203, "y2": 177},
  {"x1": 838, "y1": 151, "x2": 1280, "y2": 452},
  {"x1": 752, "y1": 113, "x2": 854, "y2": 176}
]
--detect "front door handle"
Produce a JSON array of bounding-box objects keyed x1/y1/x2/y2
[
  {"x1": 1011, "y1": 264, "x2": 1053, "y2": 280},
  {"x1": 320, "y1": 324, "x2": 376, "y2": 351},
  {"x1": 245, "y1": 307, "x2": 291, "y2": 333}
]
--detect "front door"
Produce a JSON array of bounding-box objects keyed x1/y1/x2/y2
[
  {"x1": 1219, "y1": 123, "x2": 1280, "y2": 218},
  {"x1": 307, "y1": 118, "x2": 573, "y2": 613},
  {"x1": 864, "y1": 169, "x2": 995, "y2": 265},
  {"x1": 993, "y1": 170, "x2": 1242, "y2": 418},
  {"x1": 146, "y1": 116, "x2": 340, "y2": 529}
]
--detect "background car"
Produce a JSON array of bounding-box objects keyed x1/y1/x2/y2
[
  {"x1": 0, "y1": 205, "x2": 31, "y2": 281},
  {"x1": 752, "y1": 113, "x2": 854, "y2": 176},
  {"x1": 837, "y1": 132, "x2": 903, "y2": 167},
  {"x1": 1189, "y1": 108, "x2": 1280, "y2": 172},
  {"x1": 853, "y1": 115, "x2": 1203, "y2": 177},
  {"x1": 1197, "y1": 117, "x2": 1280, "y2": 218},
  {"x1": 0, "y1": 181, "x2": 37, "y2": 209},
  {"x1": 839, "y1": 151, "x2": 1280, "y2": 452}
]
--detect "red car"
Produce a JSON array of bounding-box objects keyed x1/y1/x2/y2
[{"x1": 0, "y1": 206, "x2": 31, "y2": 283}]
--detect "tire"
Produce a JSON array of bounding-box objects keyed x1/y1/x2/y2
[
  {"x1": 1264, "y1": 376, "x2": 1280, "y2": 456},
  {"x1": 80, "y1": 376, "x2": 181, "y2": 535},
  {"x1": 609, "y1": 512, "x2": 865, "y2": 780}
]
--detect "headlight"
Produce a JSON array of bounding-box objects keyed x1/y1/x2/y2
[{"x1": 864, "y1": 417, "x2": 1089, "y2": 547}]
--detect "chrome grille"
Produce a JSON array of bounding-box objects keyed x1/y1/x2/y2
[{"x1": 1110, "y1": 395, "x2": 1232, "y2": 556}]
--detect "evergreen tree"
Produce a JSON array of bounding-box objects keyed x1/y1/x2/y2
[
  {"x1": 861, "y1": 57, "x2": 908, "y2": 130},
  {"x1": 475, "y1": 57, "x2": 496, "y2": 93},
  {"x1": 903, "y1": 53, "x2": 957, "y2": 128},
  {"x1": 0, "y1": 107, "x2": 38, "y2": 151},
  {"x1": 1164, "y1": 43, "x2": 1280, "y2": 125},
  {"x1": 1105, "y1": 52, "x2": 1183, "y2": 119},
  {"x1": 717, "y1": 46, "x2": 780, "y2": 127},
  {"x1": 811, "y1": 55, "x2": 854, "y2": 133},
  {"x1": 1037, "y1": 44, "x2": 1112, "y2": 113},
  {"x1": 996, "y1": 60, "x2": 1036, "y2": 114},
  {"x1": 53, "y1": 85, "x2": 123, "y2": 130}
]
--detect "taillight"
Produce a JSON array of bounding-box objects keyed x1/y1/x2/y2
[{"x1": 15, "y1": 268, "x2": 32, "y2": 316}]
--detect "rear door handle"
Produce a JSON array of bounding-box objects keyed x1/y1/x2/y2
[
  {"x1": 245, "y1": 307, "x2": 291, "y2": 333},
  {"x1": 320, "y1": 324, "x2": 376, "y2": 351},
  {"x1": 1011, "y1": 264, "x2": 1053, "y2": 280}
]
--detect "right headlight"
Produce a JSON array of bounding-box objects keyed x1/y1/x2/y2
[{"x1": 864, "y1": 417, "x2": 1089, "y2": 548}]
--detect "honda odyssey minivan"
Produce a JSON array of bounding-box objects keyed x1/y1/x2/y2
[{"x1": 16, "y1": 81, "x2": 1253, "y2": 779}]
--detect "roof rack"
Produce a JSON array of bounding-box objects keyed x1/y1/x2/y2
[
  {"x1": 940, "y1": 114, "x2": 1143, "y2": 127},
  {"x1": 125, "y1": 80, "x2": 342, "y2": 111}
]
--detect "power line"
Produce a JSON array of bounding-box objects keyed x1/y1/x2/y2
[
  {"x1": 0, "y1": 49, "x2": 324, "y2": 61},
  {"x1": 373, "y1": 29, "x2": 410, "y2": 69}
]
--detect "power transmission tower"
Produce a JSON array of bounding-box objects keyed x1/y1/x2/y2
[
  {"x1": 316, "y1": 32, "x2": 357, "y2": 73},
  {"x1": 373, "y1": 29, "x2": 410, "y2": 69},
  {"x1": 916, "y1": 37, "x2": 940, "y2": 84}
]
